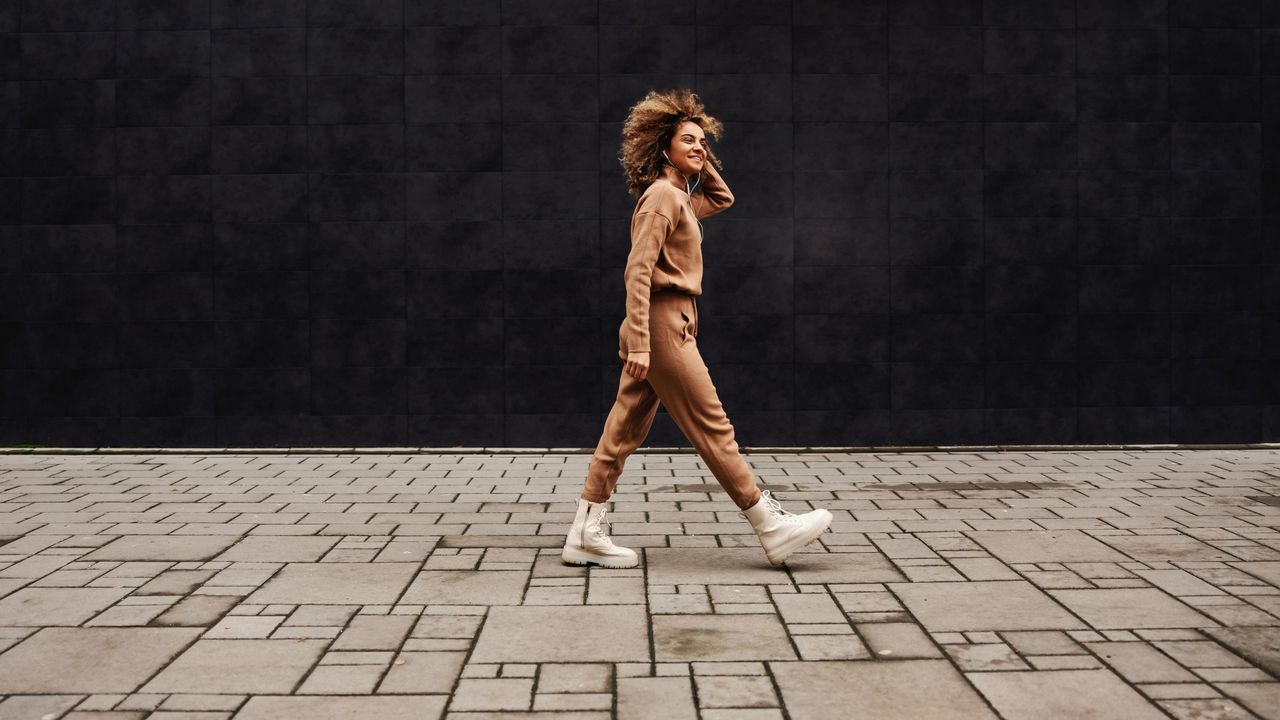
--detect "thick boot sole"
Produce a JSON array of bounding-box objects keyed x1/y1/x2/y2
[
  {"x1": 561, "y1": 545, "x2": 639, "y2": 569},
  {"x1": 764, "y1": 509, "x2": 833, "y2": 566}
]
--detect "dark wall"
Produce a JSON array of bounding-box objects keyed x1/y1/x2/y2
[{"x1": 0, "y1": 0, "x2": 1276, "y2": 448}]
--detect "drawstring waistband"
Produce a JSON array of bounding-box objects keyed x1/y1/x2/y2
[{"x1": 651, "y1": 287, "x2": 699, "y2": 334}]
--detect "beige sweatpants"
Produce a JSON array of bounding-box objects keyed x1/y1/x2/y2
[{"x1": 580, "y1": 288, "x2": 762, "y2": 511}]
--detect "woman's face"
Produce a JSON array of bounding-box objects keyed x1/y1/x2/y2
[{"x1": 665, "y1": 121, "x2": 707, "y2": 176}]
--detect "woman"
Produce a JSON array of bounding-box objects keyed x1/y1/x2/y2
[{"x1": 561, "y1": 88, "x2": 833, "y2": 569}]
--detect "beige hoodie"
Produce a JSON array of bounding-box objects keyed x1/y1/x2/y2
[{"x1": 620, "y1": 159, "x2": 734, "y2": 355}]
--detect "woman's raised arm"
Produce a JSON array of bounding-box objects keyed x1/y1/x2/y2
[{"x1": 691, "y1": 155, "x2": 734, "y2": 220}]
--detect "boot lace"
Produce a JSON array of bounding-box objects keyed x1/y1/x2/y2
[
  {"x1": 589, "y1": 507, "x2": 613, "y2": 542},
  {"x1": 741, "y1": 489, "x2": 805, "y2": 524}
]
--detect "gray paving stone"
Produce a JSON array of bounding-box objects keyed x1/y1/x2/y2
[
  {"x1": 833, "y1": 589, "x2": 904, "y2": 617},
  {"x1": 205, "y1": 615, "x2": 284, "y2": 639},
  {"x1": 400, "y1": 570, "x2": 529, "y2": 606},
  {"x1": 856, "y1": 622, "x2": 943, "y2": 658},
  {"x1": 772, "y1": 659, "x2": 997, "y2": 719},
  {"x1": 438, "y1": 535, "x2": 563, "y2": 548},
  {"x1": 0, "y1": 554, "x2": 75, "y2": 579},
  {"x1": 141, "y1": 639, "x2": 328, "y2": 693},
  {"x1": 0, "y1": 578, "x2": 28, "y2": 598},
  {"x1": 83, "y1": 535, "x2": 238, "y2": 561},
  {"x1": 133, "y1": 570, "x2": 216, "y2": 596},
  {"x1": 945, "y1": 642, "x2": 1030, "y2": 671},
  {"x1": 157, "y1": 694, "x2": 244, "y2": 712},
  {"x1": 297, "y1": 663, "x2": 384, "y2": 694},
  {"x1": 437, "y1": 707, "x2": 606, "y2": 712},
  {"x1": 793, "y1": 633, "x2": 872, "y2": 660},
  {"x1": 1217, "y1": 682, "x2": 1280, "y2": 720},
  {"x1": 537, "y1": 663, "x2": 612, "y2": 694},
  {"x1": 1049, "y1": 588, "x2": 1215, "y2": 629},
  {"x1": 1233, "y1": 561, "x2": 1280, "y2": 586},
  {"x1": 889, "y1": 581, "x2": 1087, "y2": 632},
  {"x1": 234, "y1": 696, "x2": 448, "y2": 720},
  {"x1": 788, "y1": 550, "x2": 908, "y2": 584},
  {"x1": 285, "y1": 605, "x2": 359, "y2": 627},
  {"x1": 1084, "y1": 641, "x2": 1200, "y2": 683},
  {"x1": 587, "y1": 575, "x2": 644, "y2": 604},
  {"x1": 650, "y1": 592, "x2": 710, "y2": 614},
  {"x1": 1000, "y1": 631, "x2": 1083, "y2": 656},
  {"x1": 653, "y1": 614, "x2": 796, "y2": 662},
  {"x1": 0, "y1": 586, "x2": 131, "y2": 626},
  {"x1": 950, "y1": 557, "x2": 1021, "y2": 581},
  {"x1": 694, "y1": 674, "x2": 777, "y2": 708},
  {"x1": 411, "y1": 614, "x2": 483, "y2": 639},
  {"x1": 152, "y1": 594, "x2": 239, "y2": 627},
  {"x1": 1101, "y1": 535, "x2": 1238, "y2": 562},
  {"x1": 472, "y1": 606, "x2": 649, "y2": 663},
  {"x1": 1206, "y1": 627, "x2": 1280, "y2": 678},
  {"x1": 377, "y1": 651, "x2": 466, "y2": 694},
  {"x1": 645, "y1": 548, "x2": 786, "y2": 585},
  {"x1": 58, "y1": 711, "x2": 150, "y2": 720},
  {"x1": 534, "y1": 692, "x2": 613, "y2": 712},
  {"x1": 1027, "y1": 654, "x2": 1104, "y2": 670},
  {"x1": 773, "y1": 592, "x2": 845, "y2": 624},
  {"x1": 709, "y1": 585, "x2": 770, "y2": 605},
  {"x1": 245, "y1": 563, "x2": 419, "y2": 605},
  {"x1": 0, "y1": 695, "x2": 82, "y2": 719},
  {"x1": 332, "y1": 615, "x2": 416, "y2": 650},
  {"x1": 209, "y1": 565, "x2": 277, "y2": 588},
  {"x1": 1136, "y1": 568, "x2": 1225, "y2": 596},
  {"x1": 968, "y1": 669, "x2": 1169, "y2": 720},
  {"x1": 617, "y1": 676, "x2": 697, "y2": 720},
  {"x1": 699, "y1": 710, "x2": 783, "y2": 720},
  {"x1": 216, "y1": 536, "x2": 339, "y2": 562},
  {"x1": 1155, "y1": 696, "x2": 1257, "y2": 719},
  {"x1": 692, "y1": 661, "x2": 769, "y2": 676},
  {"x1": 451, "y1": 678, "x2": 533, "y2": 711},
  {"x1": 0, "y1": 628, "x2": 201, "y2": 693},
  {"x1": 966, "y1": 530, "x2": 1131, "y2": 563},
  {"x1": 1150, "y1": 639, "x2": 1251, "y2": 668}
]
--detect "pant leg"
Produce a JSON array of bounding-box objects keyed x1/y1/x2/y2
[
  {"x1": 644, "y1": 294, "x2": 762, "y2": 511},
  {"x1": 580, "y1": 365, "x2": 661, "y2": 503}
]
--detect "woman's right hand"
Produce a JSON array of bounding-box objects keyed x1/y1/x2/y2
[{"x1": 625, "y1": 351, "x2": 650, "y2": 381}]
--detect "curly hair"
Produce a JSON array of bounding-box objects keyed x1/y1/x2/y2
[{"x1": 618, "y1": 88, "x2": 725, "y2": 199}]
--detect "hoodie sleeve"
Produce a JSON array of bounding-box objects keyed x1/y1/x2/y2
[
  {"x1": 622, "y1": 193, "x2": 679, "y2": 354},
  {"x1": 690, "y1": 158, "x2": 734, "y2": 219}
]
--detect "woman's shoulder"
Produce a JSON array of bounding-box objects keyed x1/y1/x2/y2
[{"x1": 635, "y1": 181, "x2": 682, "y2": 216}]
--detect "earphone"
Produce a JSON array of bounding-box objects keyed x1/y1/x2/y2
[
  {"x1": 661, "y1": 151, "x2": 700, "y2": 194},
  {"x1": 659, "y1": 151, "x2": 703, "y2": 241}
]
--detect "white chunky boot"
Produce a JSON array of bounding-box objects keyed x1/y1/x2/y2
[
  {"x1": 742, "y1": 489, "x2": 833, "y2": 566},
  {"x1": 561, "y1": 498, "x2": 639, "y2": 568}
]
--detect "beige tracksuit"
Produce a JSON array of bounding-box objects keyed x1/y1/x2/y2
[{"x1": 580, "y1": 159, "x2": 762, "y2": 511}]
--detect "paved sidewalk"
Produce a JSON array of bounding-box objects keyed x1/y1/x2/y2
[{"x1": 0, "y1": 449, "x2": 1278, "y2": 719}]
